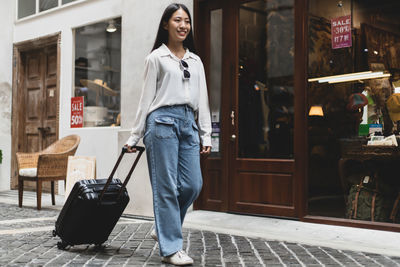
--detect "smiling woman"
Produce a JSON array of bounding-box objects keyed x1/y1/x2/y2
[
  {"x1": 124, "y1": 3, "x2": 211, "y2": 265},
  {"x1": 163, "y1": 8, "x2": 191, "y2": 49}
]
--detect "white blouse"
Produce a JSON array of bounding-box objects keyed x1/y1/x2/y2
[{"x1": 125, "y1": 44, "x2": 212, "y2": 147}]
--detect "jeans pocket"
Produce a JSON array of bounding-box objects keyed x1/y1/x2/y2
[
  {"x1": 191, "y1": 121, "x2": 200, "y2": 144},
  {"x1": 192, "y1": 122, "x2": 199, "y2": 131},
  {"x1": 155, "y1": 117, "x2": 175, "y2": 139}
]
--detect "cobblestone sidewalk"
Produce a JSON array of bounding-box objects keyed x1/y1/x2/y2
[{"x1": 0, "y1": 203, "x2": 400, "y2": 267}]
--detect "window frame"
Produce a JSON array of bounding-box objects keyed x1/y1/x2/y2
[{"x1": 16, "y1": 0, "x2": 88, "y2": 21}]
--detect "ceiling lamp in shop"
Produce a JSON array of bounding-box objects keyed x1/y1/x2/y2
[
  {"x1": 308, "y1": 105, "x2": 324, "y2": 117},
  {"x1": 308, "y1": 71, "x2": 391, "y2": 84},
  {"x1": 106, "y1": 20, "x2": 117, "y2": 33}
]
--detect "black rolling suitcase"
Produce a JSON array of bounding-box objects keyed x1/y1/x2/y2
[{"x1": 53, "y1": 146, "x2": 145, "y2": 249}]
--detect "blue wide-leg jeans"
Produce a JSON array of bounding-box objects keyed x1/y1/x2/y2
[{"x1": 143, "y1": 105, "x2": 203, "y2": 257}]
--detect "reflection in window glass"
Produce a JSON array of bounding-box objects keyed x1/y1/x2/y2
[
  {"x1": 74, "y1": 18, "x2": 121, "y2": 127},
  {"x1": 62, "y1": 0, "x2": 77, "y2": 4},
  {"x1": 307, "y1": 0, "x2": 400, "y2": 224},
  {"x1": 238, "y1": 0, "x2": 294, "y2": 159},
  {"x1": 39, "y1": 0, "x2": 58, "y2": 12},
  {"x1": 209, "y1": 9, "x2": 223, "y2": 156},
  {"x1": 18, "y1": 0, "x2": 36, "y2": 19}
]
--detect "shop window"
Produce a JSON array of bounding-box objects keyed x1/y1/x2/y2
[
  {"x1": 73, "y1": 18, "x2": 121, "y2": 127},
  {"x1": 307, "y1": 0, "x2": 400, "y2": 225}
]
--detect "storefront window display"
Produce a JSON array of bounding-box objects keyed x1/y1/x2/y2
[
  {"x1": 74, "y1": 18, "x2": 121, "y2": 127},
  {"x1": 307, "y1": 0, "x2": 400, "y2": 225}
]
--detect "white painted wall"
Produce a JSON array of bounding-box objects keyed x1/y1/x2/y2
[
  {"x1": 0, "y1": 0, "x2": 15, "y2": 191},
  {"x1": 6, "y1": 0, "x2": 193, "y2": 216}
]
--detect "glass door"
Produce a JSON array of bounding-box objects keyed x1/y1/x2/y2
[
  {"x1": 196, "y1": 0, "x2": 298, "y2": 218},
  {"x1": 228, "y1": 0, "x2": 296, "y2": 216}
]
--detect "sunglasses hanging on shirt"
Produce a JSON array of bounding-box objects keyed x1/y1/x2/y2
[{"x1": 180, "y1": 60, "x2": 190, "y2": 80}]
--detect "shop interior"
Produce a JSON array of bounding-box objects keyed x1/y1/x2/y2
[
  {"x1": 307, "y1": 0, "x2": 400, "y2": 224},
  {"x1": 74, "y1": 18, "x2": 121, "y2": 127}
]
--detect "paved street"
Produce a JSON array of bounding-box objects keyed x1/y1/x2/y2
[{"x1": 1, "y1": 201, "x2": 400, "y2": 267}]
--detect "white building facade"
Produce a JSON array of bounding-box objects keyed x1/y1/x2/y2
[{"x1": 0, "y1": 0, "x2": 193, "y2": 216}]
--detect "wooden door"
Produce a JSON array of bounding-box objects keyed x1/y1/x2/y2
[
  {"x1": 195, "y1": 0, "x2": 229, "y2": 211},
  {"x1": 17, "y1": 45, "x2": 58, "y2": 191},
  {"x1": 195, "y1": 0, "x2": 298, "y2": 218}
]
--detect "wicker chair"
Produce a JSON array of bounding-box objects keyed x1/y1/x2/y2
[{"x1": 16, "y1": 135, "x2": 80, "y2": 210}]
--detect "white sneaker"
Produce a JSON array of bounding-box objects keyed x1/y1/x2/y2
[
  {"x1": 162, "y1": 250, "x2": 194, "y2": 266},
  {"x1": 150, "y1": 229, "x2": 158, "y2": 242}
]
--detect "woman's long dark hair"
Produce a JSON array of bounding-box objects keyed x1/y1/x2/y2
[{"x1": 152, "y1": 3, "x2": 196, "y2": 53}]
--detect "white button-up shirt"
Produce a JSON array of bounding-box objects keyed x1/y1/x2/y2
[{"x1": 126, "y1": 44, "x2": 212, "y2": 147}]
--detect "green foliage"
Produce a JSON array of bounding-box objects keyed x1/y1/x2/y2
[{"x1": 0, "y1": 149, "x2": 2, "y2": 164}]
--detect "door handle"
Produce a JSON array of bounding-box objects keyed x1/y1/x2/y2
[
  {"x1": 38, "y1": 127, "x2": 51, "y2": 134},
  {"x1": 38, "y1": 127, "x2": 50, "y2": 131},
  {"x1": 231, "y1": 134, "x2": 236, "y2": 141}
]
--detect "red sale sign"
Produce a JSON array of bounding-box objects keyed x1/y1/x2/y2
[
  {"x1": 331, "y1": 15, "x2": 352, "y2": 49},
  {"x1": 71, "y1": 97, "x2": 84, "y2": 128}
]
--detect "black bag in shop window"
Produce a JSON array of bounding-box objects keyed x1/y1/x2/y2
[{"x1": 346, "y1": 171, "x2": 392, "y2": 222}]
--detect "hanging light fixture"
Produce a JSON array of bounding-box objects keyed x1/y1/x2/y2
[
  {"x1": 308, "y1": 71, "x2": 391, "y2": 84},
  {"x1": 106, "y1": 20, "x2": 117, "y2": 33}
]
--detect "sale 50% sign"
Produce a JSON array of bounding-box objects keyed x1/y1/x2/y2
[{"x1": 71, "y1": 96, "x2": 84, "y2": 128}]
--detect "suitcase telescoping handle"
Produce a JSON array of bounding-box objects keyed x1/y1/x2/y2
[{"x1": 99, "y1": 146, "x2": 145, "y2": 202}]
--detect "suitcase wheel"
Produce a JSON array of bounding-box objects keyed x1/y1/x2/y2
[
  {"x1": 57, "y1": 241, "x2": 68, "y2": 250},
  {"x1": 52, "y1": 230, "x2": 57, "y2": 237}
]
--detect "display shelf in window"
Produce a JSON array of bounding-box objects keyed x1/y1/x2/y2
[{"x1": 75, "y1": 65, "x2": 120, "y2": 73}]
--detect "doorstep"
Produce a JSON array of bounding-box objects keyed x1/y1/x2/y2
[{"x1": 183, "y1": 210, "x2": 400, "y2": 257}]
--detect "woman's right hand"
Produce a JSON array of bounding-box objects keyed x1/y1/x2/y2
[{"x1": 124, "y1": 144, "x2": 137, "y2": 153}]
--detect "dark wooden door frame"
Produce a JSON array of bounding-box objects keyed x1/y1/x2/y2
[
  {"x1": 194, "y1": 0, "x2": 308, "y2": 218},
  {"x1": 230, "y1": 0, "x2": 300, "y2": 218},
  {"x1": 294, "y1": 0, "x2": 308, "y2": 219},
  {"x1": 11, "y1": 33, "x2": 61, "y2": 189},
  {"x1": 194, "y1": 0, "x2": 230, "y2": 211}
]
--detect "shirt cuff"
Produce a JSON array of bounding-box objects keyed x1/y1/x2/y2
[
  {"x1": 126, "y1": 136, "x2": 139, "y2": 147},
  {"x1": 201, "y1": 136, "x2": 212, "y2": 147}
]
